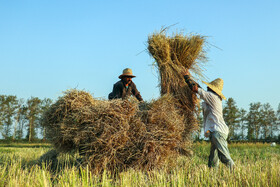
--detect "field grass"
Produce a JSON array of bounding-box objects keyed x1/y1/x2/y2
[{"x1": 0, "y1": 142, "x2": 279, "y2": 187}]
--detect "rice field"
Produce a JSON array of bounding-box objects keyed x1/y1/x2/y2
[{"x1": 0, "y1": 142, "x2": 279, "y2": 187}]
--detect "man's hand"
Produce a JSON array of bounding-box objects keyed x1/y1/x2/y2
[
  {"x1": 192, "y1": 84, "x2": 198, "y2": 93},
  {"x1": 182, "y1": 68, "x2": 190, "y2": 76},
  {"x1": 204, "y1": 130, "x2": 210, "y2": 138}
]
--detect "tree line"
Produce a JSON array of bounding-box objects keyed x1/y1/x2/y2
[
  {"x1": 0, "y1": 95, "x2": 52, "y2": 142},
  {"x1": 0, "y1": 94, "x2": 279, "y2": 142},
  {"x1": 222, "y1": 98, "x2": 280, "y2": 142}
]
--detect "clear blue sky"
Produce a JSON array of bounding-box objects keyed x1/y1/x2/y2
[{"x1": 1, "y1": 0, "x2": 279, "y2": 111}]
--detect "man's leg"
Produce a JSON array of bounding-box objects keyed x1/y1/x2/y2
[
  {"x1": 211, "y1": 131, "x2": 234, "y2": 170},
  {"x1": 208, "y1": 133, "x2": 219, "y2": 168}
]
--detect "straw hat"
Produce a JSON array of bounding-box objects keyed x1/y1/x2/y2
[
  {"x1": 119, "y1": 68, "x2": 136, "y2": 79},
  {"x1": 202, "y1": 78, "x2": 226, "y2": 100}
]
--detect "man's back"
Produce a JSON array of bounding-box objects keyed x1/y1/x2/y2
[{"x1": 198, "y1": 88, "x2": 228, "y2": 135}]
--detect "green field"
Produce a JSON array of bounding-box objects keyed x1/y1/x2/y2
[{"x1": 0, "y1": 142, "x2": 279, "y2": 187}]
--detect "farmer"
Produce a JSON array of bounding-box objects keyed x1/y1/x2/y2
[
  {"x1": 108, "y1": 68, "x2": 143, "y2": 102},
  {"x1": 182, "y1": 68, "x2": 234, "y2": 170}
]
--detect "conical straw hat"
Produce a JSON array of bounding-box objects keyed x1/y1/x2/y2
[{"x1": 202, "y1": 78, "x2": 226, "y2": 100}]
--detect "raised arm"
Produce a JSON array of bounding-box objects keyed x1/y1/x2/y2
[{"x1": 182, "y1": 68, "x2": 200, "y2": 93}]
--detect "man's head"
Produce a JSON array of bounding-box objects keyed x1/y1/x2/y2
[
  {"x1": 122, "y1": 76, "x2": 132, "y2": 85},
  {"x1": 207, "y1": 87, "x2": 221, "y2": 99},
  {"x1": 207, "y1": 87, "x2": 215, "y2": 92},
  {"x1": 202, "y1": 78, "x2": 226, "y2": 100}
]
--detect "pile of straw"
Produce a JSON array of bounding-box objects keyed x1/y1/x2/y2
[
  {"x1": 42, "y1": 90, "x2": 187, "y2": 173},
  {"x1": 42, "y1": 30, "x2": 206, "y2": 174}
]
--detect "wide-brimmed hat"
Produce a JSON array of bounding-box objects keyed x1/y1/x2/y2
[
  {"x1": 119, "y1": 68, "x2": 136, "y2": 79},
  {"x1": 202, "y1": 78, "x2": 226, "y2": 100}
]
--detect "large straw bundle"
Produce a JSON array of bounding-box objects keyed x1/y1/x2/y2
[
  {"x1": 147, "y1": 31, "x2": 206, "y2": 139},
  {"x1": 42, "y1": 90, "x2": 187, "y2": 173},
  {"x1": 42, "y1": 30, "x2": 206, "y2": 174}
]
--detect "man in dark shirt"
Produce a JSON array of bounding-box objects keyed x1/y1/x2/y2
[{"x1": 108, "y1": 68, "x2": 143, "y2": 101}]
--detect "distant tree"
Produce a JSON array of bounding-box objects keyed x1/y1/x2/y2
[
  {"x1": 276, "y1": 104, "x2": 280, "y2": 137},
  {"x1": 278, "y1": 104, "x2": 280, "y2": 120},
  {"x1": 0, "y1": 95, "x2": 18, "y2": 139},
  {"x1": 247, "y1": 102, "x2": 262, "y2": 140},
  {"x1": 239, "y1": 108, "x2": 247, "y2": 140},
  {"x1": 0, "y1": 95, "x2": 5, "y2": 137},
  {"x1": 25, "y1": 97, "x2": 42, "y2": 142},
  {"x1": 13, "y1": 99, "x2": 28, "y2": 140},
  {"x1": 223, "y1": 98, "x2": 240, "y2": 140},
  {"x1": 39, "y1": 98, "x2": 52, "y2": 141},
  {"x1": 260, "y1": 103, "x2": 277, "y2": 140},
  {"x1": 192, "y1": 104, "x2": 204, "y2": 140},
  {"x1": 12, "y1": 98, "x2": 22, "y2": 140},
  {"x1": 198, "y1": 104, "x2": 204, "y2": 140}
]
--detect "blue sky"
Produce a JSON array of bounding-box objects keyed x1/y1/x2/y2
[{"x1": 1, "y1": 0, "x2": 279, "y2": 111}]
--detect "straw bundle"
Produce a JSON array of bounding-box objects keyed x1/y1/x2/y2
[
  {"x1": 42, "y1": 90, "x2": 186, "y2": 173},
  {"x1": 147, "y1": 31, "x2": 206, "y2": 139}
]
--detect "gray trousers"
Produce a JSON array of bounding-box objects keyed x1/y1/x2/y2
[{"x1": 208, "y1": 131, "x2": 234, "y2": 169}]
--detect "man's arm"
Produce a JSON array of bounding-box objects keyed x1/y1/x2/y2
[
  {"x1": 108, "y1": 82, "x2": 122, "y2": 100},
  {"x1": 182, "y1": 69, "x2": 215, "y2": 106},
  {"x1": 197, "y1": 88, "x2": 216, "y2": 107},
  {"x1": 182, "y1": 69, "x2": 200, "y2": 92},
  {"x1": 135, "y1": 92, "x2": 143, "y2": 102},
  {"x1": 131, "y1": 82, "x2": 143, "y2": 102}
]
